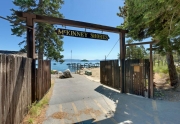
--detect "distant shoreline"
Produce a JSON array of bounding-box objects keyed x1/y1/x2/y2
[
  {"x1": 51, "y1": 59, "x2": 116, "y2": 63},
  {"x1": 51, "y1": 60, "x2": 101, "y2": 73}
]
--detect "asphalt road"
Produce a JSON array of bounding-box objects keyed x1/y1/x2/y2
[{"x1": 44, "y1": 74, "x2": 180, "y2": 124}]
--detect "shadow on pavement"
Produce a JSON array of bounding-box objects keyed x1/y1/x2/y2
[
  {"x1": 74, "y1": 119, "x2": 95, "y2": 124},
  {"x1": 93, "y1": 85, "x2": 179, "y2": 124}
]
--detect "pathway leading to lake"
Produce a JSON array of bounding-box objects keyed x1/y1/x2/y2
[{"x1": 44, "y1": 74, "x2": 180, "y2": 124}]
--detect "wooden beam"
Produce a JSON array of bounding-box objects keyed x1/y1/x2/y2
[
  {"x1": 125, "y1": 41, "x2": 154, "y2": 46},
  {"x1": 150, "y1": 44, "x2": 153, "y2": 98},
  {"x1": 23, "y1": 13, "x2": 36, "y2": 102},
  {"x1": 16, "y1": 11, "x2": 128, "y2": 33},
  {"x1": 120, "y1": 32, "x2": 126, "y2": 93},
  {"x1": 146, "y1": 48, "x2": 158, "y2": 51},
  {"x1": 18, "y1": 12, "x2": 36, "y2": 58}
]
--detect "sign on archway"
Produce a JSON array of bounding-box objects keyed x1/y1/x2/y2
[{"x1": 56, "y1": 28, "x2": 109, "y2": 40}]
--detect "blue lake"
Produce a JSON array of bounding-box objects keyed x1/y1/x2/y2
[{"x1": 51, "y1": 60, "x2": 100, "y2": 72}]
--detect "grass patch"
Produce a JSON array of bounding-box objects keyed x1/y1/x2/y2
[
  {"x1": 154, "y1": 64, "x2": 180, "y2": 75},
  {"x1": 153, "y1": 65, "x2": 168, "y2": 74},
  {"x1": 176, "y1": 67, "x2": 180, "y2": 73},
  {"x1": 27, "y1": 118, "x2": 33, "y2": 124},
  {"x1": 51, "y1": 70, "x2": 56, "y2": 74},
  {"x1": 22, "y1": 79, "x2": 55, "y2": 124}
]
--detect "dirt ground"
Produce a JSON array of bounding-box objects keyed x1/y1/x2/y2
[
  {"x1": 79, "y1": 67, "x2": 180, "y2": 102},
  {"x1": 153, "y1": 73, "x2": 180, "y2": 101},
  {"x1": 77, "y1": 67, "x2": 100, "y2": 82}
]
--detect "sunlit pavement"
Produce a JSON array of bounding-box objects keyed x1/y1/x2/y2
[{"x1": 44, "y1": 74, "x2": 180, "y2": 124}]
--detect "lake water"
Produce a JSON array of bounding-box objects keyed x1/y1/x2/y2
[{"x1": 51, "y1": 60, "x2": 100, "y2": 72}]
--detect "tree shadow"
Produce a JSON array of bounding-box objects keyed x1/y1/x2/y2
[
  {"x1": 74, "y1": 118, "x2": 95, "y2": 124},
  {"x1": 93, "y1": 85, "x2": 155, "y2": 124}
]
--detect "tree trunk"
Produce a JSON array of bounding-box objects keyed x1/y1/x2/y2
[
  {"x1": 38, "y1": 40, "x2": 44, "y2": 60},
  {"x1": 37, "y1": 20, "x2": 44, "y2": 60},
  {"x1": 166, "y1": 52, "x2": 179, "y2": 88},
  {"x1": 153, "y1": 52, "x2": 155, "y2": 66}
]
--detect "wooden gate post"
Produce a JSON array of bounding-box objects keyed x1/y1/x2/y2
[
  {"x1": 120, "y1": 32, "x2": 126, "y2": 93},
  {"x1": 23, "y1": 13, "x2": 36, "y2": 102},
  {"x1": 150, "y1": 44, "x2": 153, "y2": 98}
]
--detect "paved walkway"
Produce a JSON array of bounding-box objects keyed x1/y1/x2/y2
[{"x1": 44, "y1": 74, "x2": 180, "y2": 124}]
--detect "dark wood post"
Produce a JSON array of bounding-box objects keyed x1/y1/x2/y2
[
  {"x1": 150, "y1": 43, "x2": 153, "y2": 98},
  {"x1": 120, "y1": 32, "x2": 126, "y2": 93},
  {"x1": 23, "y1": 13, "x2": 36, "y2": 102}
]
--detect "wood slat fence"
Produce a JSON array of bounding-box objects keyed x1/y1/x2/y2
[
  {"x1": 125, "y1": 59, "x2": 150, "y2": 97},
  {"x1": 0, "y1": 54, "x2": 51, "y2": 124},
  {"x1": 100, "y1": 60, "x2": 120, "y2": 90},
  {"x1": 36, "y1": 60, "x2": 51, "y2": 100},
  {"x1": 0, "y1": 54, "x2": 32, "y2": 124}
]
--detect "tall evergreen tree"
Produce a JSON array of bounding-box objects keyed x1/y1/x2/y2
[
  {"x1": 117, "y1": 0, "x2": 180, "y2": 89},
  {"x1": 117, "y1": 39, "x2": 147, "y2": 59},
  {"x1": 7, "y1": 0, "x2": 64, "y2": 63}
]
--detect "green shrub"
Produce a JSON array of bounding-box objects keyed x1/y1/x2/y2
[
  {"x1": 27, "y1": 118, "x2": 34, "y2": 124},
  {"x1": 153, "y1": 65, "x2": 168, "y2": 74},
  {"x1": 51, "y1": 70, "x2": 55, "y2": 74},
  {"x1": 153, "y1": 64, "x2": 180, "y2": 74},
  {"x1": 176, "y1": 67, "x2": 180, "y2": 73}
]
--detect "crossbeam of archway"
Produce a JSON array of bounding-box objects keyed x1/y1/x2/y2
[{"x1": 16, "y1": 11, "x2": 128, "y2": 33}]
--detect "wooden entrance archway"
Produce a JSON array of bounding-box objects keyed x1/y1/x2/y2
[{"x1": 16, "y1": 11, "x2": 128, "y2": 101}]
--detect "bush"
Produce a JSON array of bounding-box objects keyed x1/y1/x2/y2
[
  {"x1": 153, "y1": 65, "x2": 168, "y2": 74},
  {"x1": 51, "y1": 70, "x2": 58, "y2": 74},
  {"x1": 176, "y1": 67, "x2": 180, "y2": 73},
  {"x1": 51, "y1": 70, "x2": 55, "y2": 74}
]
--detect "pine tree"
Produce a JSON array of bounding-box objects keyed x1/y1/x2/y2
[
  {"x1": 117, "y1": 39, "x2": 147, "y2": 59},
  {"x1": 7, "y1": 0, "x2": 64, "y2": 63},
  {"x1": 117, "y1": 0, "x2": 180, "y2": 89}
]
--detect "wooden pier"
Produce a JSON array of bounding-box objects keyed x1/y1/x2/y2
[{"x1": 66, "y1": 63, "x2": 100, "y2": 73}]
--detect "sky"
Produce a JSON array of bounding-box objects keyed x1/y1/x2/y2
[{"x1": 0, "y1": 0, "x2": 150, "y2": 60}]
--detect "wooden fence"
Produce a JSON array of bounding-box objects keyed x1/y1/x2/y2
[
  {"x1": 0, "y1": 54, "x2": 32, "y2": 124},
  {"x1": 0, "y1": 54, "x2": 51, "y2": 124},
  {"x1": 125, "y1": 59, "x2": 150, "y2": 97},
  {"x1": 36, "y1": 60, "x2": 51, "y2": 100},
  {"x1": 100, "y1": 60, "x2": 120, "y2": 90}
]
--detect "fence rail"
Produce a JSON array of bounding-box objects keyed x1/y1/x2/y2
[{"x1": 0, "y1": 54, "x2": 51, "y2": 124}]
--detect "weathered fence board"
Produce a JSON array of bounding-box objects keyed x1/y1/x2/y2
[
  {"x1": 36, "y1": 60, "x2": 51, "y2": 101},
  {"x1": 0, "y1": 54, "x2": 2, "y2": 124},
  {"x1": 1, "y1": 54, "x2": 6, "y2": 124},
  {"x1": 113, "y1": 60, "x2": 120, "y2": 88},
  {"x1": 100, "y1": 60, "x2": 120, "y2": 90},
  {"x1": 0, "y1": 54, "x2": 51, "y2": 124},
  {"x1": 0, "y1": 54, "x2": 32, "y2": 124}
]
